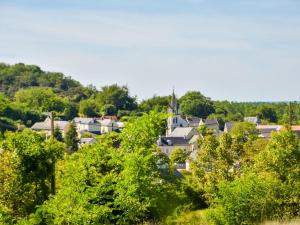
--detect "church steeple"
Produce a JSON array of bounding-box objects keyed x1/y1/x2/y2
[{"x1": 168, "y1": 89, "x2": 179, "y2": 115}]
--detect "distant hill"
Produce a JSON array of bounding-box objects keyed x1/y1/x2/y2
[{"x1": 0, "y1": 63, "x2": 93, "y2": 102}]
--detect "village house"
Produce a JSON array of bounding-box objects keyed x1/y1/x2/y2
[
  {"x1": 31, "y1": 117, "x2": 70, "y2": 138},
  {"x1": 100, "y1": 119, "x2": 119, "y2": 133},
  {"x1": 73, "y1": 117, "x2": 101, "y2": 135},
  {"x1": 199, "y1": 118, "x2": 220, "y2": 134},
  {"x1": 244, "y1": 116, "x2": 261, "y2": 125}
]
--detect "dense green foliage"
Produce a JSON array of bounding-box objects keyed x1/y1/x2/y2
[
  {"x1": 0, "y1": 63, "x2": 87, "y2": 100},
  {"x1": 179, "y1": 91, "x2": 215, "y2": 118},
  {"x1": 188, "y1": 127, "x2": 300, "y2": 225},
  {"x1": 0, "y1": 130, "x2": 64, "y2": 223}
]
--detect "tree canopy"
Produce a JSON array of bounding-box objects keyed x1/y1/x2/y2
[{"x1": 179, "y1": 91, "x2": 215, "y2": 118}]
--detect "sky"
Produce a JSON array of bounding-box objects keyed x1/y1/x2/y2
[{"x1": 1, "y1": 0, "x2": 300, "y2": 102}]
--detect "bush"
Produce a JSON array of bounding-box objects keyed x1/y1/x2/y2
[{"x1": 208, "y1": 173, "x2": 280, "y2": 225}]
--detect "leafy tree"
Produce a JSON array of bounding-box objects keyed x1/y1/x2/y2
[
  {"x1": 101, "y1": 104, "x2": 117, "y2": 116},
  {"x1": 138, "y1": 95, "x2": 170, "y2": 113},
  {"x1": 255, "y1": 127, "x2": 300, "y2": 182},
  {"x1": 63, "y1": 102, "x2": 78, "y2": 120},
  {"x1": 0, "y1": 129, "x2": 64, "y2": 221},
  {"x1": 23, "y1": 112, "x2": 181, "y2": 225},
  {"x1": 209, "y1": 173, "x2": 280, "y2": 225},
  {"x1": 208, "y1": 128, "x2": 300, "y2": 225},
  {"x1": 64, "y1": 122, "x2": 79, "y2": 153},
  {"x1": 15, "y1": 87, "x2": 65, "y2": 113},
  {"x1": 78, "y1": 99, "x2": 98, "y2": 117},
  {"x1": 179, "y1": 91, "x2": 215, "y2": 118},
  {"x1": 96, "y1": 84, "x2": 137, "y2": 113},
  {"x1": 170, "y1": 148, "x2": 188, "y2": 164},
  {"x1": 257, "y1": 105, "x2": 278, "y2": 123},
  {"x1": 229, "y1": 121, "x2": 258, "y2": 143}
]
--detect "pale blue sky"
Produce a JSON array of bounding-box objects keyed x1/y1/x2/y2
[{"x1": 1, "y1": 0, "x2": 300, "y2": 101}]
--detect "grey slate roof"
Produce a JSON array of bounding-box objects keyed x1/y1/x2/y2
[
  {"x1": 157, "y1": 136, "x2": 189, "y2": 146},
  {"x1": 203, "y1": 118, "x2": 219, "y2": 125},
  {"x1": 186, "y1": 117, "x2": 201, "y2": 127},
  {"x1": 73, "y1": 117, "x2": 100, "y2": 125},
  {"x1": 100, "y1": 119, "x2": 114, "y2": 126},
  {"x1": 169, "y1": 127, "x2": 195, "y2": 137},
  {"x1": 31, "y1": 121, "x2": 69, "y2": 131}
]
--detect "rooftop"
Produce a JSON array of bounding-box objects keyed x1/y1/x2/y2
[
  {"x1": 31, "y1": 121, "x2": 69, "y2": 131},
  {"x1": 73, "y1": 117, "x2": 100, "y2": 125},
  {"x1": 169, "y1": 127, "x2": 195, "y2": 137}
]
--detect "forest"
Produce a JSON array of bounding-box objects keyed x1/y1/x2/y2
[{"x1": 0, "y1": 63, "x2": 300, "y2": 224}]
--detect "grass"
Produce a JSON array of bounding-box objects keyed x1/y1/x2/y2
[{"x1": 165, "y1": 209, "x2": 211, "y2": 225}]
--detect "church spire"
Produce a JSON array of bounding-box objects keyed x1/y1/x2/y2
[{"x1": 168, "y1": 88, "x2": 179, "y2": 114}]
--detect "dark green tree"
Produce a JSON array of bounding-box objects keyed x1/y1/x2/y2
[
  {"x1": 138, "y1": 95, "x2": 170, "y2": 113},
  {"x1": 101, "y1": 104, "x2": 117, "y2": 116},
  {"x1": 64, "y1": 123, "x2": 79, "y2": 153},
  {"x1": 96, "y1": 84, "x2": 137, "y2": 113},
  {"x1": 53, "y1": 126, "x2": 63, "y2": 142},
  {"x1": 179, "y1": 91, "x2": 215, "y2": 118},
  {"x1": 78, "y1": 99, "x2": 98, "y2": 117}
]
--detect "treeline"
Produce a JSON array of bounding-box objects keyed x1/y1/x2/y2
[{"x1": 0, "y1": 62, "x2": 298, "y2": 132}]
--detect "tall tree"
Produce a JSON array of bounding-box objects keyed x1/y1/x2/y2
[{"x1": 64, "y1": 122, "x2": 79, "y2": 153}]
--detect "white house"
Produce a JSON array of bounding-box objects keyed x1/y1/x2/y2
[
  {"x1": 100, "y1": 119, "x2": 119, "y2": 133},
  {"x1": 244, "y1": 116, "x2": 261, "y2": 125},
  {"x1": 73, "y1": 117, "x2": 101, "y2": 135}
]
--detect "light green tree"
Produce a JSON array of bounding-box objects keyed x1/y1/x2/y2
[{"x1": 0, "y1": 129, "x2": 64, "y2": 222}]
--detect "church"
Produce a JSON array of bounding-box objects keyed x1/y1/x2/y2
[
  {"x1": 156, "y1": 91, "x2": 202, "y2": 170},
  {"x1": 166, "y1": 90, "x2": 189, "y2": 135}
]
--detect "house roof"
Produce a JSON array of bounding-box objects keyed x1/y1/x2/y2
[
  {"x1": 80, "y1": 138, "x2": 96, "y2": 144},
  {"x1": 203, "y1": 119, "x2": 219, "y2": 125},
  {"x1": 169, "y1": 127, "x2": 195, "y2": 137},
  {"x1": 186, "y1": 117, "x2": 201, "y2": 126},
  {"x1": 31, "y1": 121, "x2": 69, "y2": 131},
  {"x1": 101, "y1": 119, "x2": 114, "y2": 126},
  {"x1": 157, "y1": 136, "x2": 189, "y2": 146},
  {"x1": 189, "y1": 135, "x2": 200, "y2": 144},
  {"x1": 73, "y1": 117, "x2": 100, "y2": 125},
  {"x1": 257, "y1": 125, "x2": 282, "y2": 131},
  {"x1": 101, "y1": 115, "x2": 118, "y2": 121}
]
